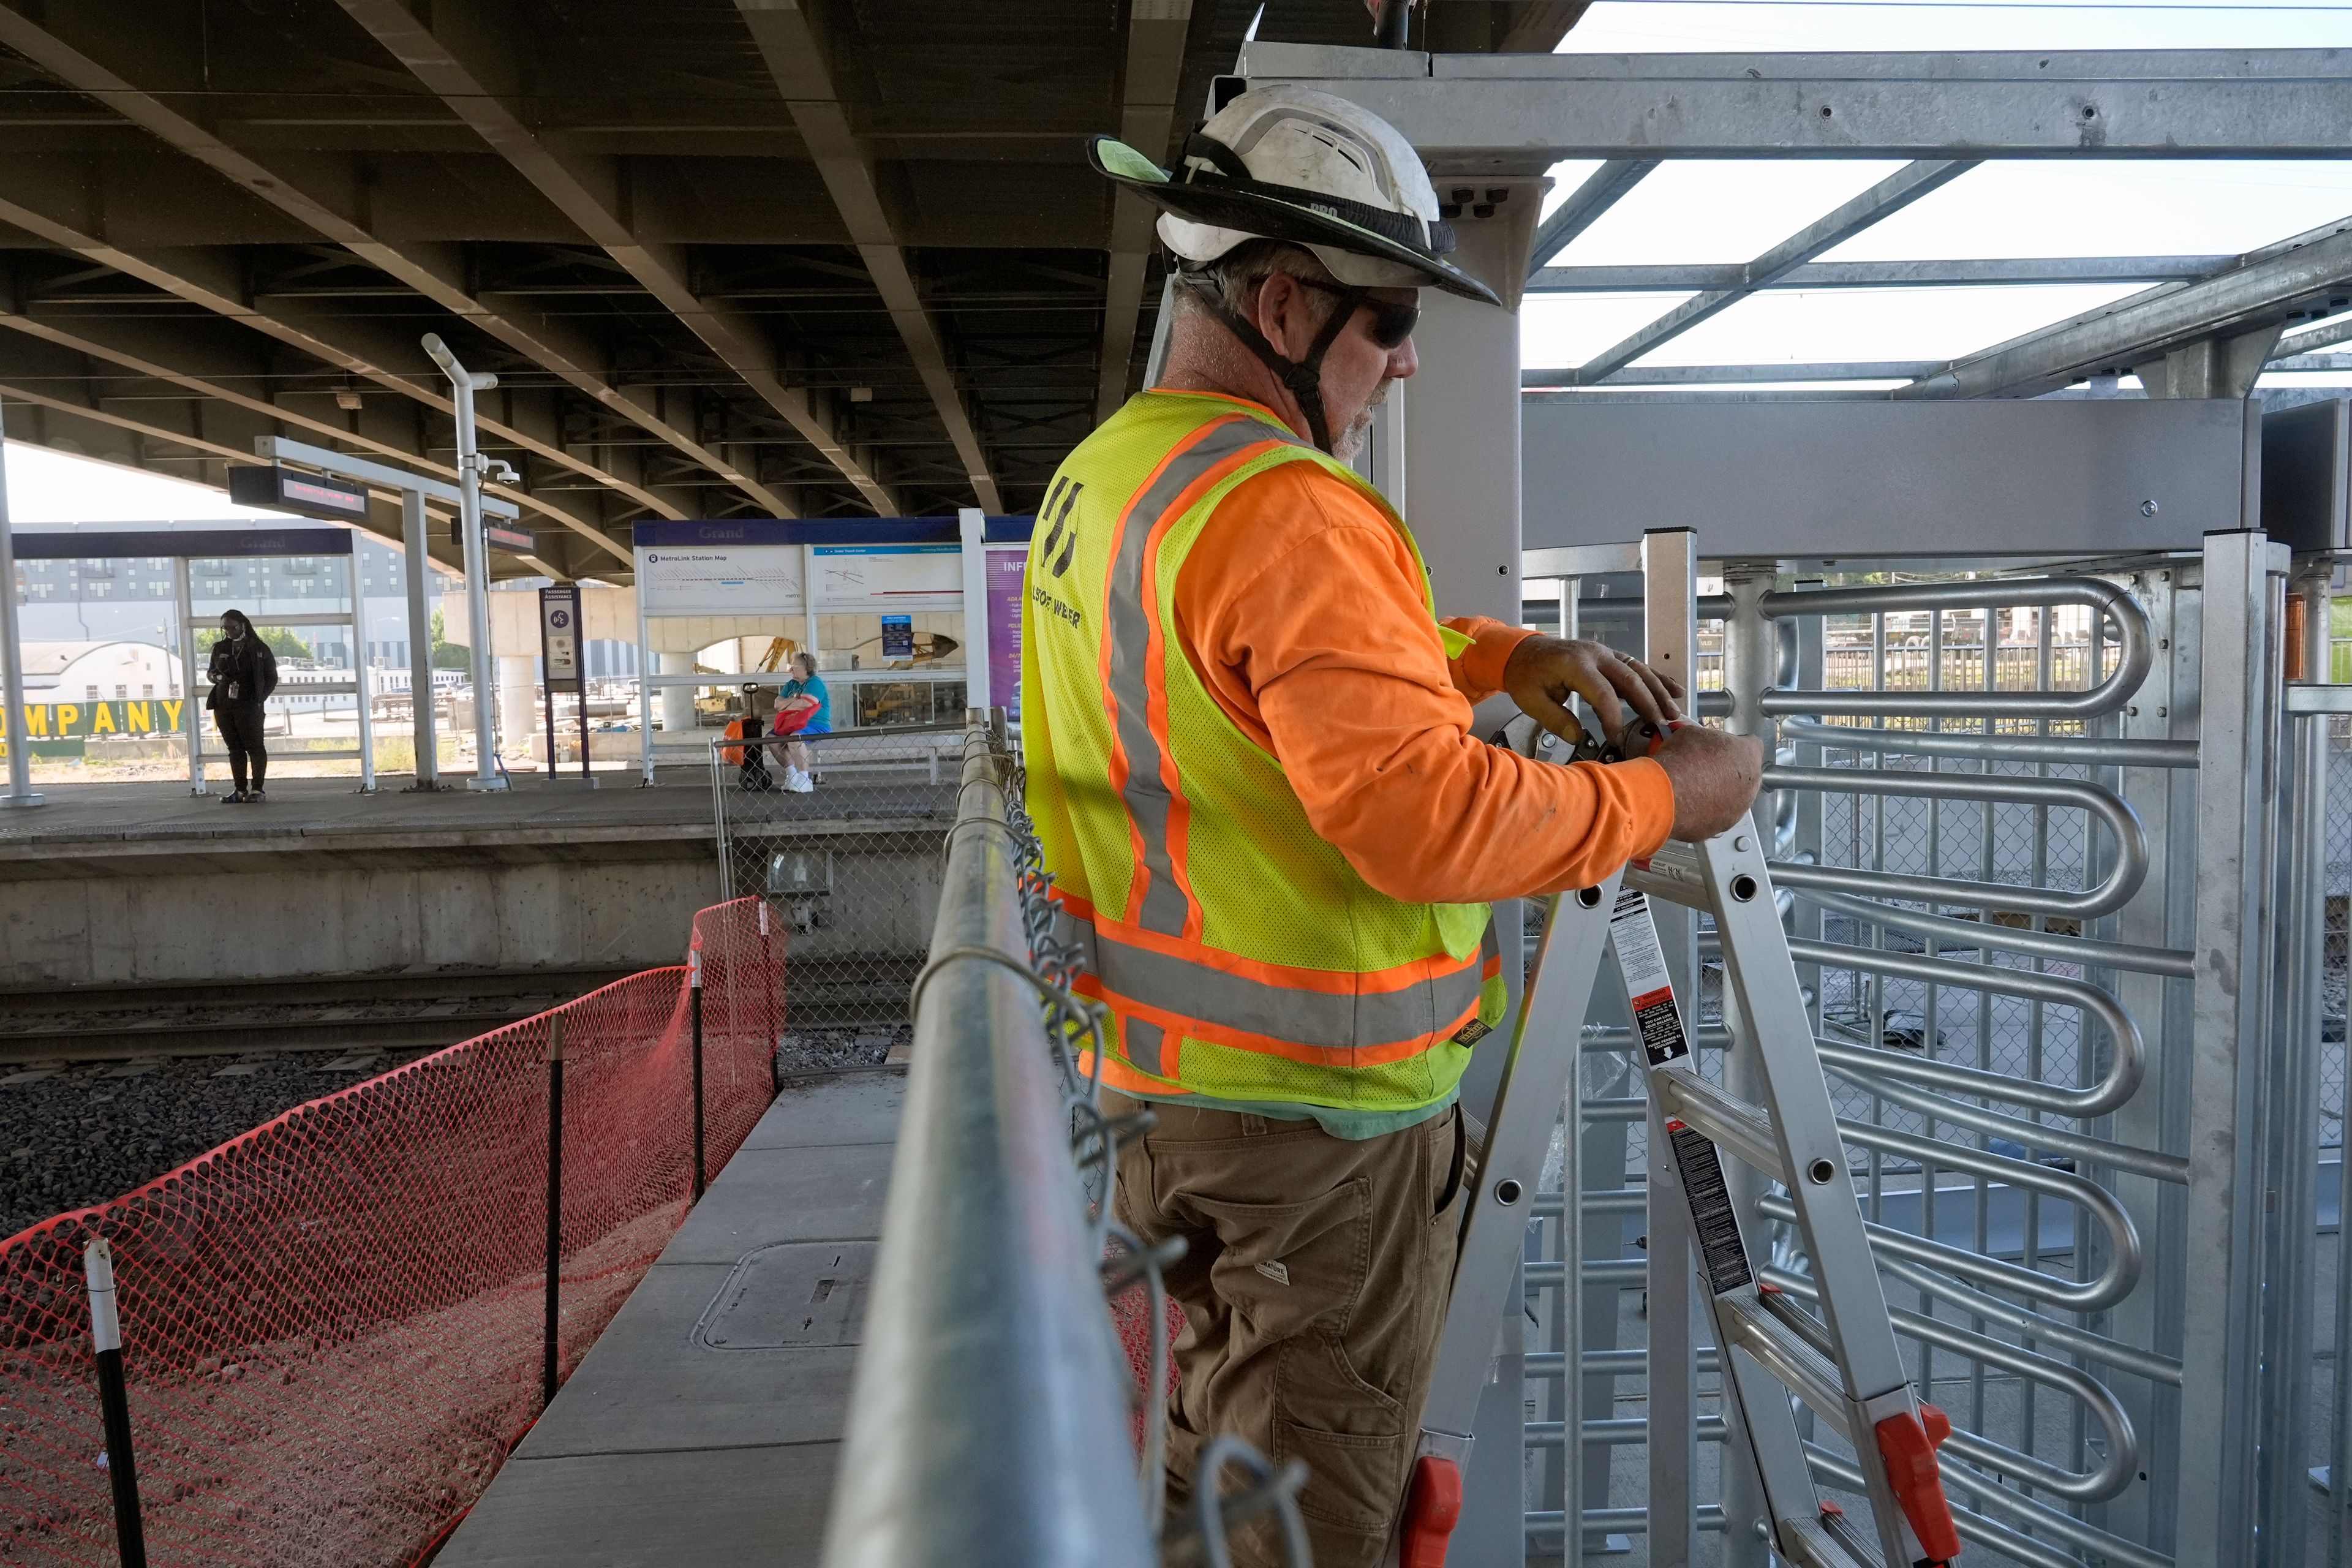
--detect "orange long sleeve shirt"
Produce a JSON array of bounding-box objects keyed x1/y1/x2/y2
[{"x1": 1171, "y1": 423, "x2": 1676, "y2": 902}]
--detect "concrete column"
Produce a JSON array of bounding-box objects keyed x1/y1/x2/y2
[
  {"x1": 658, "y1": 651, "x2": 696, "y2": 734},
  {"x1": 497, "y1": 654, "x2": 537, "y2": 761}
]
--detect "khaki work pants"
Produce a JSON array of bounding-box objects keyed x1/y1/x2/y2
[{"x1": 1105, "y1": 1090, "x2": 1469, "y2": 1568}]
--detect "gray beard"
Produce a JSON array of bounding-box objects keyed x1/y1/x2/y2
[{"x1": 1330, "y1": 379, "x2": 1394, "y2": 462}]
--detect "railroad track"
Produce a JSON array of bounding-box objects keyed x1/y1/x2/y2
[{"x1": 0, "y1": 967, "x2": 642, "y2": 1066}]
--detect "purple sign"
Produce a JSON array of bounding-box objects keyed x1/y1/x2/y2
[{"x1": 986, "y1": 546, "x2": 1027, "y2": 719}]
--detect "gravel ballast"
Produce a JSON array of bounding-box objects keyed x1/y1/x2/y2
[
  {"x1": 0, "y1": 1053, "x2": 432, "y2": 1243},
  {"x1": 0, "y1": 1025, "x2": 911, "y2": 1244}
]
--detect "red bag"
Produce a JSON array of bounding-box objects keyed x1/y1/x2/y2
[{"x1": 771, "y1": 694, "x2": 820, "y2": 736}]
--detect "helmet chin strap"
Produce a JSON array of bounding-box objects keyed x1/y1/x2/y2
[{"x1": 1184, "y1": 274, "x2": 1361, "y2": 454}]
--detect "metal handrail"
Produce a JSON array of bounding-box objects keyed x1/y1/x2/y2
[
  {"x1": 1752, "y1": 575, "x2": 2152, "y2": 719},
  {"x1": 822, "y1": 727, "x2": 1155, "y2": 1568},
  {"x1": 1762, "y1": 764, "x2": 2148, "y2": 919}
]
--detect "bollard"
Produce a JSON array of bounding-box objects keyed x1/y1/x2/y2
[
  {"x1": 83, "y1": 1239, "x2": 148, "y2": 1568},
  {"x1": 689, "y1": 945, "x2": 707, "y2": 1202},
  {"x1": 543, "y1": 1014, "x2": 565, "y2": 1408}
]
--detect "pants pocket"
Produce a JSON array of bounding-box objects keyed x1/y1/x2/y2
[
  {"x1": 1433, "y1": 1107, "x2": 1466, "y2": 1218},
  {"x1": 1271, "y1": 1417, "x2": 1411, "y2": 1532}
]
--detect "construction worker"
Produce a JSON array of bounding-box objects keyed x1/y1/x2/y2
[{"x1": 1022, "y1": 86, "x2": 1764, "y2": 1564}]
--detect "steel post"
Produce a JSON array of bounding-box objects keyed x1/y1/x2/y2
[
  {"x1": 83, "y1": 1240, "x2": 146, "y2": 1568},
  {"x1": 174, "y1": 557, "x2": 203, "y2": 797},
  {"x1": 543, "y1": 1014, "x2": 566, "y2": 1408},
  {"x1": 401, "y1": 489, "x2": 440, "y2": 788},
  {"x1": 2174, "y1": 529, "x2": 2288, "y2": 1561},
  {"x1": 0, "y1": 428, "x2": 42, "y2": 807}
]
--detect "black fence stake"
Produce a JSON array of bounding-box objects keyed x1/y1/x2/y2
[
  {"x1": 690, "y1": 946, "x2": 707, "y2": 1202},
  {"x1": 83, "y1": 1239, "x2": 148, "y2": 1568},
  {"x1": 543, "y1": 1014, "x2": 565, "y2": 1409}
]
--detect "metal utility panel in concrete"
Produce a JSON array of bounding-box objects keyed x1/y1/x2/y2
[{"x1": 1521, "y1": 398, "x2": 2260, "y2": 560}]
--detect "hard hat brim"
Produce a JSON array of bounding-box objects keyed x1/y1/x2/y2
[{"x1": 1087, "y1": 135, "x2": 1504, "y2": 309}]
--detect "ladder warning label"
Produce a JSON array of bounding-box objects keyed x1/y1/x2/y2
[
  {"x1": 1666, "y1": 1118, "x2": 1755, "y2": 1294},
  {"x1": 1608, "y1": 887, "x2": 1687, "y2": 1066}
]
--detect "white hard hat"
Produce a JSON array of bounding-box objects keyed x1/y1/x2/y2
[{"x1": 1086, "y1": 85, "x2": 1499, "y2": 307}]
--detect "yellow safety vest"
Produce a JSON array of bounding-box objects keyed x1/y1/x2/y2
[{"x1": 1020, "y1": 390, "x2": 1504, "y2": 1113}]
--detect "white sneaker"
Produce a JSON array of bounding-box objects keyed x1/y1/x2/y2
[{"x1": 785, "y1": 767, "x2": 815, "y2": 793}]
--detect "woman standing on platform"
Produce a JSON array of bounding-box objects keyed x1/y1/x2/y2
[
  {"x1": 774, "y1": 652, "x2": 830, "y2": 794},
  {"x1": 206, "y1": 609, "x2": 278, "y2": 804}
]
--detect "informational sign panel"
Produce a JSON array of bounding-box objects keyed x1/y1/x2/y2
[
  {"x1": 636, "y1": 544, "x2": 805, "y2": 617},
  {"x1": 986, "y1": 545, "x2": 1026, "y2": 720},
  {"x1": 226, "y1": 465, "x2": 369, "y2": 524},
  {"x1": 812, "y1": 543, "x2": 961, "y2": 612},
  {"x1": 880, "y1": 614, "x2": 914, "y2": 659},
  {"x1": 536, "y1": 584, "x2": 592, "y2": 782},
  {"x1": 539, "y1": 586, "x2": 582, "y2": 682}
]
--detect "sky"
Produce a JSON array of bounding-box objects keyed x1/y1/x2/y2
[
  {"x1": 4, "y1": 0, "x2": 2350, "y2": 517},
  {"x1": 1525, "y1": 0, "x2": 2352, "y2": 382}
]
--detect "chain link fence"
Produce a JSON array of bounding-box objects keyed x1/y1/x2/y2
[
  {"x1": 823, "y1": 722, "x2": 1310, "y2": 1567},
  {"x1": 710, "y1": 726, "x2": 960, "y2": 1028}
]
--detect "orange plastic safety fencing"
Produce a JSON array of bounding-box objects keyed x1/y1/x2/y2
[{"x1": 0, "y1": 897, "x2": 784, "y2": 1567}]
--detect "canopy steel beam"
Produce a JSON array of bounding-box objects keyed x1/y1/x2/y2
[
  {"x1": 1528, "y1": 361, "x2": 1939, "y2": 387},
  {"x1": 0, "y1": 4, "x2": 766, "y2": 526},
  {"x1": 1527, "y1": 159, "x2": 1657, "y2": 274},
  {"x1": 1240, "y1": 43, "x2": 2352, "y2": 164},
  {"x1": 1085, "y1": 0, "x2": 1195, "y2": 423},
  {"x1": 1570, "y1": 160, "x2": 1975, "y2": 384},
  {"x1": 1899, "y1": 214, "x2": 2352, "y2": 399},
  {"x1": 1529, "y1": 255, "x2": 2234, "y2": 292},
  {"x1": 331, "y1": 0, "x2": 901, "y2": 514},
  {"x1": 733, "y1": 0, "x2": 1001, "y2": 510}
]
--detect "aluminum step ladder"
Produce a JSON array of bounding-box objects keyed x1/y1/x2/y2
[{"x1": 1400, "y1": 821, "x2": 1964, "y2": 1568}]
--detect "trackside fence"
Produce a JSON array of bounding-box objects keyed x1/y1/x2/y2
[{"x1": 0, "y1": 897, "x2": 784, "y2": 1568}]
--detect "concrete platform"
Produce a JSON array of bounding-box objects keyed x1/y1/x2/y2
[
  {"x1": 0, "y1": 769, "x2": 952, "y2": 990},
  {"x1": 437, "y1": 1068, "x2": 903, "y2": 1568}
]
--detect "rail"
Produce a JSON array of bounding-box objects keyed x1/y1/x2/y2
[{"x1": 821, "y1": 718, "x2": 1306, "y2": 1568}]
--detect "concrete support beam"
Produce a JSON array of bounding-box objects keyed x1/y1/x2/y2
[
  {"x1": 1087, "y1": 0, "x2": 1196, "y2": 424},
  {"x1": 0, "y1": 5, "x2": 746, "y2": 529},
  {"x1": 332, "y1": 0, "x2": 900, "y2": 514},
  {"x1": 734, "y1": 0, "x2": 1003, "y2": 510}
]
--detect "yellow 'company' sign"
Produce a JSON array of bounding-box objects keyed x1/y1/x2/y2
[{"x1": 0, "y1": 699, "x2": 186, "y2": 739}]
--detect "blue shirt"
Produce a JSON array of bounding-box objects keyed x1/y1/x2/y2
[{"x1": 778, "y1": 674, "x2": 831, "y2": 735}]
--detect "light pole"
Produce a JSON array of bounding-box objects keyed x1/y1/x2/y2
[
  {"x1": 422, "y1": 334, "x2": 510, "y2": 791},
  {"x1": 0, "y1": 415, "x2": 43, "y2": 807}
]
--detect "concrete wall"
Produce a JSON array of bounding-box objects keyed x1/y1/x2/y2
[{"x1": 3, "y1": 848, "x2": 715, "y2": 992}]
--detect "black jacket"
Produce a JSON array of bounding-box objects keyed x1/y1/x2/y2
[{"x1": 206, "y1": 633, "x2": 279, "y2": 712}]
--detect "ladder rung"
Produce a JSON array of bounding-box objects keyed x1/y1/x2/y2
[
  {"x1": 1651, "y1": 1065, "x2": 1784, "y2": 1182},
  {"x1": 1777, "y1": 1510, "x2": 1885, "y2": 1568},
  {"x1": 1623, "y1": 854, "x2": 1713, "y2": 911},
  {"x1": 1717, "y1": 1292, "x2": 1853, "y2": 1441}
]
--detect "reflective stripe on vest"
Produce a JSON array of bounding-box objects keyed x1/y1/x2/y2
[
  {"x1": 1103, "y1": 414, "x2": 1309, "y2": 939},
  {"x1": 1055, "y1": 901, "x2": 1485, "y2": 1075}
]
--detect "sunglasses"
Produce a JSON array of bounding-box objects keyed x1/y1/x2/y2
[{"x1": 1294, "y1": 276, "x2": 1420, "y2": 350}]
